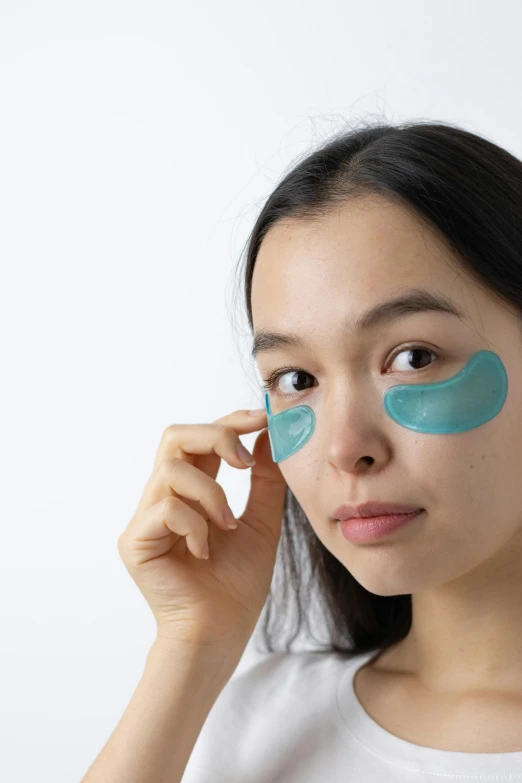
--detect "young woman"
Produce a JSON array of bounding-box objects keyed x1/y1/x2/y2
[{"x1": 83, "y1": 120, "x2": 522, "y2": 782}]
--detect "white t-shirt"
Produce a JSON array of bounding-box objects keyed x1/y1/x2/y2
[{"x1": 181, "y1": 648, "x2": 522, "y2": 781}]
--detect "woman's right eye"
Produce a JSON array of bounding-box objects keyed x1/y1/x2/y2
[{"x1": 262, "y1": 368, "x2": 315, "y2": 398}]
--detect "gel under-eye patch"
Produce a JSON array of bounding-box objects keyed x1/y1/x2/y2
[{"x1": 264, "y1": 350, "x2": 508, "y2": 463}]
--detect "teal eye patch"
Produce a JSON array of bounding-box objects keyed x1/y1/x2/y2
[
  {"x1": 265, "y1": 392, "x2": 317, "y2": 464},
  {"x1": 264, "y1": 350, "x2": 508, "y2": 463},
  {"x1": 383, "y1": 349, "x2": 508, "y2": 434}
]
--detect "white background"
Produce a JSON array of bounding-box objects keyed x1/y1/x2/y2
[{"x1": 1, "y1": 1, "x2": 521, "y2": 779}]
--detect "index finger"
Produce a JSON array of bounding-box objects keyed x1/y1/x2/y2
[
  {"x1": 153, "y1": 409, "x2": 268, "y2": 472},
  {"x1": 212, "y1": 408, "x2": 267, "y2": 429}
]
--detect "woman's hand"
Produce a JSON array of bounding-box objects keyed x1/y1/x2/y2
[{"x1": 117, "y1": 408, "x2": 287, "y2": 654}]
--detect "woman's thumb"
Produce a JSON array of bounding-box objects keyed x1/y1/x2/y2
[{"x1": 241, "y1": 427, "x2": 287, "y2": 542}]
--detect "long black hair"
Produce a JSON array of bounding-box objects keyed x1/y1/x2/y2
[{"x1": 232, "y1": 118, "x2": 522, "y2": 659}]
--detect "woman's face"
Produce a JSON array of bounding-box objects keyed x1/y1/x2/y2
[{"x1": 250, "y1": 196, "x2": 522, "y2": 597}]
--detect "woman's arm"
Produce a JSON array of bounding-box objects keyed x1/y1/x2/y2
[{"x1": 80, "y1": 638, "x2": 241, "y2": 783}]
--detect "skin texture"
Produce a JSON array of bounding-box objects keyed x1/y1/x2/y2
[{"x1": 250, "y1": 195, "x2": 522, "y2": 750}]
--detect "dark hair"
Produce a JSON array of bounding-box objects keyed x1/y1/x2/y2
[{"x1": 232, "y1": 117, "x2": 522, "y2": 661}]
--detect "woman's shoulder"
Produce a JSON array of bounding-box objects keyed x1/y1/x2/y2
[{"x1": 228, "y1": 648, "x2": 370, "y2": 703}]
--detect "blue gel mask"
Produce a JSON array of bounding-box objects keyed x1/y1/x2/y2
[{"x1": 264, "y1": 350, "x2": 508, "y2": 463}]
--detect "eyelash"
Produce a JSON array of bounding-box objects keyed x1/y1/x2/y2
[{"x1": 261, "y1": 344, "x2": 439, "y2": 398}]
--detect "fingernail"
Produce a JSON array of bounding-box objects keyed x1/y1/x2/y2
[
  {"x1": 223, "y1": 505, "x2": 238, "y2": 529},
  {"x1": 236, "y1": 442, "x2": 256, "y2": 466},
  {"x1": 248, "y1": 408, "x2": 265, "y2": 416}
]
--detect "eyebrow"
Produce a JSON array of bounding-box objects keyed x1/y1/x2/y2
[{"x1": 251, "y1": 288, "x2": 469, "y2": 359}]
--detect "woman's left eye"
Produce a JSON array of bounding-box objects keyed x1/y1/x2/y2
[{"x1": 262, "y1": 346, "x2": 439, "y2": 398}]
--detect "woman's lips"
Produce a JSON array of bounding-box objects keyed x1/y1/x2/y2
[
  {"x1": 339, "y1": 509, "x2": 424, "y2": 543},
  {"x1": 332, "y1": 501, "x2": 423, "y2": 520}
]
